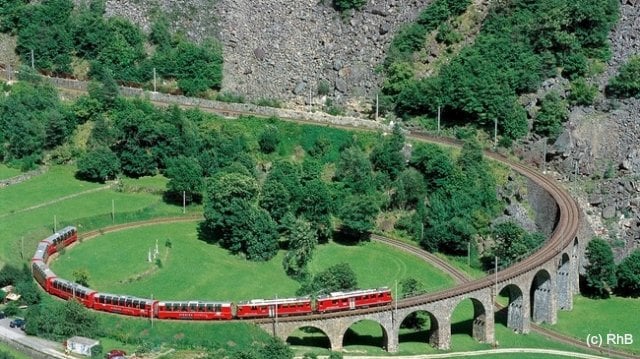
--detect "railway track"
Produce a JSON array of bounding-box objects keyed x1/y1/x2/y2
[{"x1": 14, "y1": 72, "x2": 636, "y2": 357}]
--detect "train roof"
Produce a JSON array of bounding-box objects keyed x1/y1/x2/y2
[
  {"x1": 52, "y1": 278, "x2": 95, "y2": 293},
  {"x1": 57, "y1": 226, "x2": 76, "y2": 234},
  {"x1": 238, "y1": 297, "x2": 311, "y2": 305},
  {"x1": 319, "y1": 287, "x2": 391, "y2": 300},
  {"x1": 32, "y1": 261, "x2": 56, "y2": 278},
  {"x1": 95, "y1": 292, "x2": 155, "y2": 302},
  {"x1": 158, "y1": 300, "x2": 232, "y2": 306},
  {"x1": 32, "y1": 242, "x2": 49, "y2": 261},
  {"x1": 41, "y1": 232, "x2": 60, "y2": 244}
]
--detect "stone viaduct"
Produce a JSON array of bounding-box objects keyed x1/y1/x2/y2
[{"x1": 257, "y1": 150, "x2": 586, "y2": 353}]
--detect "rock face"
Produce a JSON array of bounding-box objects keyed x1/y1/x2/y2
[
  {"x1": 517, "y1": 3, "x2": 640, "y2": 260},
  {"x1": 101, "y1": 0, "x2": 435, "y2": 108}
]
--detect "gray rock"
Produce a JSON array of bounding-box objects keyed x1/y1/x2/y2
[
  {"x1": 293, "y1": 82, "x2": 306, "y2": 95},
  {"x1": 333, "y1": 59, "x2": 343, "y2": 71},
  {"x1": 589, "y1": 194, "x2": 603, "y2": 206},
  {"x1": 335, "y1": 78, "x2": 348, "y2": 93},
  {"x1": 253, "y1": 48, "x2": 266, "y2": 60},
  {"x1": 379, "y1": 22, "x2": 391, "y2": 35},
  {"x1": 602, "y1": 206, "x2": 617, "y2": 219}
]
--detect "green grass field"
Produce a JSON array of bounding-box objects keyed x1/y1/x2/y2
[
  {"x1": 542, "y1": 295, "x2": 640, "y2": 354},
  {"x1": 0, "y1": 164, "x2": 21, "y2": 180},
  {"x1": 51, "y1": 222, "x2": 455, "y2": 301}
]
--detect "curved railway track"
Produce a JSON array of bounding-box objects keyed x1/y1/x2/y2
[{"x1": 17, "y1": 73, "x2": 637, "y2": 357}]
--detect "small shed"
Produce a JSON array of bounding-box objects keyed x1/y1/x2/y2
[{"x1": 67, "y1": 336, "x2": 100, "y2": 357}]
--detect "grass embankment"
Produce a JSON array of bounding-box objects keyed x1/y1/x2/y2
[
  {"x1": 51, "y1": 222, "x2": 455, "y2": 301},
  {"x1": 0, "y1": 164, "x2": 22, "y2": 180},
  {"x1": 543, "y1": 295, "x2": 640, "y2": 355}
]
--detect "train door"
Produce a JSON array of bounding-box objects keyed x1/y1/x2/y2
[
  {"x1": 349, "y1": 297, "x2": 356, "y2": 310},
  {"x1": 268, "y1": 304, "x2": 276, "y2": 317}
]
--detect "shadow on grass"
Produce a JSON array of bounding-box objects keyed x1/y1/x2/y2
[
  {"x1": 286, "y1": 327, "x2": 331, "y2": 349},
  {"x1": 343, "y1": 328, "x2": 383, "y2": 348}
]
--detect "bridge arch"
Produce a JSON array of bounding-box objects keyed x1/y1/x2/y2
[
  {"x1": 496, "y1": 283, "x2": 527, "y2": 333},
  {"x1": 530, "y1": 268, "x2": 556, "y2": 324},
  {"x1": 340, "y1": 318, "x2": 392, "y2": 352},
  {"x1": 557, "y1": 253, "x2": 572, "y2": 310},
  {"x1": 450, "y1": 296, "x2": 492, "y2": 343},
  {"x1": 397, "y1": 309, "x2": 440, "y2": 348},
  {"x1": 285, "y1": 325, "x2": 332, "y2": 350}
]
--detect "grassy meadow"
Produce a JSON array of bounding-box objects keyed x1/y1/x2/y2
[
  {"x1": 0, "y1": 164, "x2": 22, "y2": 180},
  {"x1": 51, "y1": 222, "x2": 455, "y2": 301},
  {"x1": 542, "y1": 295, "x2": 640, "y2": 355}
]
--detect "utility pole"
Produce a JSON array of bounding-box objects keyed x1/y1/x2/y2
[
  {"x1": 30, "y1": 50, "x2": 34, "y2": 69},
  {"x1": 182, "y1": 191, "x2": 186, "y2": 214},
  {"x1": 543, "y1": 140, "x2": 547, "y2": 173},
  {"x1": 20, "y1": 237, "x2": 24, "y2": 260},
  {"x1": 494, "y1": 118, "x2": 498, "y2": 148},
  {"x1": 151, "y1": 294, "x2": 154, "y2": 328},
  {"x1": 494, "y1": 256, "x2": 498, "y2": 295},
  {"x1": 375, "y1": 94, "x2": 379, "y2": 122},
  {"x1": 308, "y1": 87, "x2": 312, "y2": 113},
  {"x1": 153, "y1": 68, "x2": 157, "y2": 92},
  {"x1": 468, "y1": 241, "x2": 471, "y2": 266},
  {"x1": 54, "y1": 215, "x2": 57, "y2": 233},
  {"x1": 437, "y1": 106, "x2": 441, "y2": 133},
  {"x1": 274, "y1": 294, "x2": 278, "y2": 336},
  {"x1": 394, "y1": 280, "x2": 398, "y2": 316},
  {"x1": 112, "y1": 199, "x2": 115, "y2": 223}
]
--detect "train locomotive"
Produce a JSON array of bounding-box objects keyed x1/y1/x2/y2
[{"x1": 31, "y1": 226, "x2": 393, "y2": 320}]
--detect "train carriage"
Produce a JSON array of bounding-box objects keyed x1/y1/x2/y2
[
  {"x1": 236, "y1": 297, "x2": 312, "y2": 318},
  {"x1": 41, "y1": 226, "x2": 78, "y2": 256},
  {"x1": 31, "y1": 261, "x2": 56, "y2": 292},
  {"x1": 93, "y1": 293, "x2": 157, "y2": 317},
  {"x1": 316, "y1": 288, "x2": 392, "y2": 313},
  {"x1": 32, "y1": 242, "x2": 50, "y2": 263},
  {"x1": 156, "y1": 301, "x2": 233, "y2": 320},
  {"x1": 49, "y1": 278, "x2": 96, "y2": 307}
]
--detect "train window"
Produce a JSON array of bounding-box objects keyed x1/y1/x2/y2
[
  {"x1": 181, "y1": 303, "x2": 188, "y2": 311},
  {"x1": 126, "y1": 298, "x2": 132, "y2": 307},
  {"x1": 141, "y1": 303, "x2": 146, "y2": 310},
  {"x1": 198, "y1": 304, "x2": 205, "y2": 311},
  {"x1": 189, "y1": 303, "x2": 196, "y2": 311},
  {"x1": 118, "y1": 298, "x2": 125, "y2": 306}
]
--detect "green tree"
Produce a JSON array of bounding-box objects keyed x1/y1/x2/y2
[
  {"x1": 260, "y1": 179, "x2": 292, "y2": 223},
  {"x1": 26, "y1": 300, "x2": 98, "y2": 340},
  {"x1": 244, "y1": 207, "x2": 279, "y2": 261},
  {"x1": 370, "y1": 124, "x2": 406, "y2": 180},
  {"x1": 606, "y1": 56, "x2": 640, "y2": 98},
  {"x1": 615, "y1": 249, "x2": 640, "y2": 297},
  {"x1": 568, "y1": 78, "x2": 598, "y2": 106},
  {"x1": 76, "y1": 147, "x2": 120, "y2": 182},
  {"x1": 165, "y1": 156, "x2": 204, "y2": 204},
  {"x1": 14, "y1": 280, "x2": 40, "y2": 305},
  {"x1": 334, "y1": 145, "x2": 374, "y2": 194},
  {"x1": 300, "y1": 263, "x2": 358, "y2": 295},
  {"x1": 491, "y1": 222, "x2": 543, "y2": 266},
  {"x1": 584, "y1": 237, "x2": 616, "y2": 298},
  {"x1": 298, "y1": 179, "x2": 333, "y2": 242},
  {"x1": 258, "y1": 125, "x2": 280, "y2": 154},
  {"x1": 283, "y1": 218, "x2": 318, "y2": 278},
  {"x1": 533, "y1": 91, "x2": 568, "y2": 138},
  {"x1": 257, "y1": 337, "x2": 293, "y2": 359},
  {"x1": 339, "y1": 194, "x2": 380, "y2": 241},
  {"x1": 399, "y1": 278, "x2": 427, "y2": 328},
  {"x1": 72, "y1": 269, "x2": 90, "y2": 287}
]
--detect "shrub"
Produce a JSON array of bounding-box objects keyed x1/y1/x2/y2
[
  {"x1": 333, "y1": 0, "x2": 366, "y2": 11},
  {"x1": 568, "y1": 78, "x2": 598, "y2": 106},
  {"x1": 606, "y1": 56, "x2": 640, "y2": 98},
  {"x1": 317, "y1": 80, "x2": 331, "y2": 96}
]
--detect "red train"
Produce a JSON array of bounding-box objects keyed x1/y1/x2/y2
[
  {"x1": 236, "y1": 297, "x2": 313, "y2": 319},
  {"x1": 30, "y1": 226, "x2": 393, "y2": 321},
  {"x1": 40, "y1": 226, "x2": 77, "y2": 256}
]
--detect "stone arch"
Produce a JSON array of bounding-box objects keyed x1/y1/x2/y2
[
  {"x1": 339, "y1": 318, "x2": 391, "y2": 351},
  {"x1": 557, "y1": 253, "x2": 572, "y2": 310},
  {"x1": 530, "y1": 269, "x2": 555, "y2": 324},
  {"x1": 397, "y1": 309, "x2": 440, "y2": 348},
  {"x1": 285, "y1": 325, "x2": 332, "y2": 351},
  {"x1": 497, "y1": 283, "x2": 526, "y2": 333},
  {"x1": 450, "y1": 297, "x2": 490, "y2": 343}
]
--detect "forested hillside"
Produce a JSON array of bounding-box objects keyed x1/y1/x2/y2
[{"x1": 381, "y1": 0, "x2": 619, "y2": 142}]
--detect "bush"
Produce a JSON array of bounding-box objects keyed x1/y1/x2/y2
[
  {"x1": 606, "y1": 56, "x2": 640, "y2": 98},
  {"x1": 333, "y1": 0, "x2": 366, "y2": 11},
  {"x1": 568, "y1": 78, "x2": 598, "y2": 106},
  {"x1": 258, "y1": 126, "x2": 280, "y2": 154},
  {"x1": 216, "y1": 92, "x2": 245, "y2": 103},
  {"x1": 317, "y1": 80, "x2": 331, "y2": 96},
  {"x1": 76, "y1": 147, "x2": 120, "y2": 182}
]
